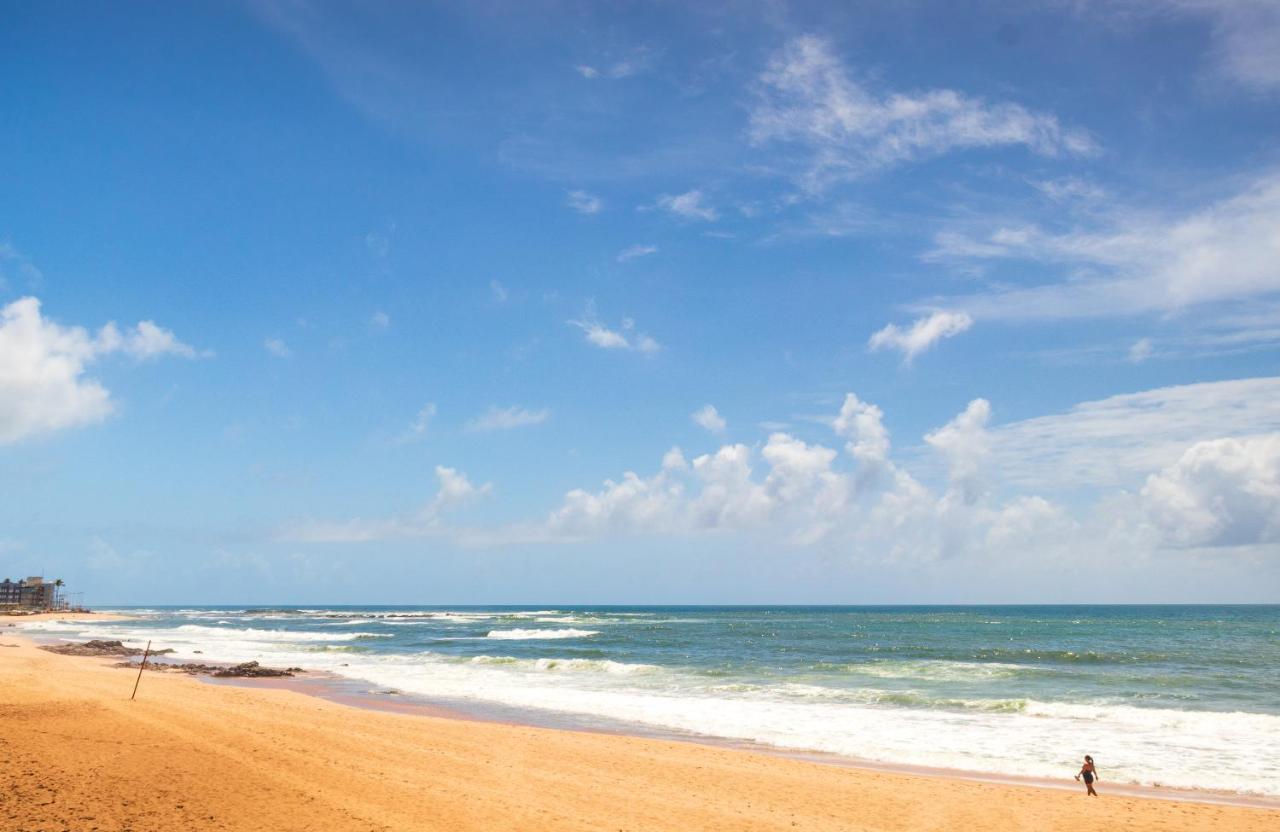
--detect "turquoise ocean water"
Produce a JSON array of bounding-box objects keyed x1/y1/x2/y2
[{"x1": 23, "y1": 605, "x2": 1279, "y2": 796}]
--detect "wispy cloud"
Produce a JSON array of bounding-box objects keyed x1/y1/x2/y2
[
  {"x1": 748, "y1": 35, "x2": 1096, "y2": 191},
  {"x1": 568, "y1": 307, "x2": 661, "y2": 353},
  {"x1": 574, "y1": 48, "x2": 657, "y2": 81},
  {"x1": 264, "y1": 337, "x2": 293, "y2": 358},
  {"x1": 465, "y1": 405, "x2": 551, "y2": 433},
  {"x1": 396, "y1": 403, "x2": 437, "y2": 444},
  {"x1": 490, "y1": 280, "x2": 509, "y2": 303},
  {"x1": 869, "y1": 311, "x2": 973, "y2": 362},
  {"x1": 989, "y1": 376, "x2": 1280, "y2": 488},
  {"x1": 617, "y1": 244, "x2": 658, "y2": 262},
  {"x1": 1080, "y1": 1, "x2": 1280, "y2": 92},
  {"x1": 924, "y1": 172, "x2": 1280, "y2": 322},
  {"x1": 653, "y1": 190, "x2": 718, "y2": 222},
  {"x1": 1128, "y1": 338, "x2": 1154, "y2": 363},
  {"x1": 566, "y1": 189, "x2": 603, "y2": 215}
]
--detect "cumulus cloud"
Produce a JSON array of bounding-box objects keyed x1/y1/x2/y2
[
  {"x1": 291, "y1": 381, "x2": 1280, "y2": 564},
  {"x1": 653, "y1": 190, "x2": 719, "y2": 221},
  {"x1": 540, "y1": 394, "x2": 1032, "y2": 554},
  {"x1": 567, "y1": 308, "x2": 661, "y2": 353},
  {"x1": 465, "y1": 405, "x2": 550, "y2": 432},
  {"x1": 925, "y1": 399, "x2": 992, "y2": 504},
  {"x1": 533, "y1": 383, "x2": 1280, "y2": 562},
  {"x1": 749, "y1": 35, "x2": 1095, "y2": 191},
  {"x1": 691, "y1": 404, "x2": 727, "y2": 434},
  {"x1": 0, "y1": 296, "x2": 200, "y2": 444},
  {"x1": 279, "y1": 465, "x2": 492, "y2": 543},
  {"x1": 869, "y1": 311, "x2": 973, "y2": 362},
  {"x1": 566, "y1": 189, "x2": 603, "y2": 215},
  {"x1": 1142, "y1": 435, "x2": 1280, "y2": 547},
  {"x1": 833, "y1": 393, "x2": 890, "y2": 466}
]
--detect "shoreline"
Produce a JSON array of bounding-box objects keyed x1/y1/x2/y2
[
  {"x1": 4, "y1": 632, "x2": 1277, "y2": 831},
  {"x1": 24, "y1": 622, "x2": 1276, "y2": 811},
  {"x1": 198, "y1": 653, "x2": 1280, "y2": 811}
]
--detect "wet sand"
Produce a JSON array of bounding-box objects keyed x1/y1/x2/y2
[{"x1": 3, "y1": 634, "x2": 1276, "y2": 831}]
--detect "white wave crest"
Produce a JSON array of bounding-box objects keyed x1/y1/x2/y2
[
  {"x1": 468, "y1": 656, "x2": 659, "y2": 674},
  {"x1": 485, "y1": 628, "x2": 599, "y2": 640}
]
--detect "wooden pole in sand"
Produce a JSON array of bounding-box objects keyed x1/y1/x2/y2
[{"x1": 131, "y1": 640, "x2": 151, "y2": 701}]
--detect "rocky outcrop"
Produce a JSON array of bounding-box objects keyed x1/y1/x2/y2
[
  {"x1": 41, "y1": 640, "x2": 175, "y2": 657},
  {"x1": 212, "y1": 661, "x2": 301, "y2": 678},
  {"x1": 112, "y1": 659, "x2": 302, "y2": 677}
]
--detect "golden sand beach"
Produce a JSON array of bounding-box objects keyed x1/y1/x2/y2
[{"x1": 2, "y1": 627, "x2": 1275, "y2": 832}]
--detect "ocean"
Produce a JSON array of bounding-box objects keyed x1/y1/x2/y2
[{"x1": 22, "y1": 605, "x2": 1280, "y2": 797}]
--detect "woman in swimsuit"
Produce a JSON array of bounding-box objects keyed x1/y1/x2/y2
[{"x1": 1075, "y1": 754, "x2": 1099, "y2": 796}]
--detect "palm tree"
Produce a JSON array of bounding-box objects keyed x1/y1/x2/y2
[{"x1": 53, "y1": 579, "x2": 65, "y2": 610}]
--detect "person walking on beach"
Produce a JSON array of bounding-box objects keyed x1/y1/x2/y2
[{"x1": 1075, "y1": 754, "x2": 1099, "y2": 796}]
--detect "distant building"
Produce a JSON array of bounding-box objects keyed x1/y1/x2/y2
[{"x1": 0, "y1": 576, "x2": 59, "y2": 610}]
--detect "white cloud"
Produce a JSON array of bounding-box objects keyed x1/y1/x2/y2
[
  {"x1": 654, "y1": 190, "x2": 719, "y2": 222},
  {"x1": 1031, "y1": 176, "x2": 1108, "y2": 204},
  {"x1": 533, "y1": 383, "x2": 1280, "y2": 563},
  {"x1": 692, "y1": 404, "x2": 727, "y2": 434},
  {"x1": 567, "y1": 309, "x2": 661, "y2": 353},
  {"x1": 617, "y1": 244, "x2": 658, "y2": 263},
  {"x1": 539, "y1": 395, "x2": 1031, "y2": 553},
  {"x1": 264, "y1": 337, "x2": 292, "y2": 358},
  {"x1": 489, "y1": 280, "x2": 509, "y2": 303},
  {"x1": 1128, "y1": 337, "x2": 1154, "y2": 363},
  {"x1": 548, "y1": 467, "x2": 688, "y2": 539},
  {"x1": 1142, "y1": 435, "x2": 1280, "y2": 547},
  {"x1": 397, "y1": 403, "x2": 437, "y2": 443},
  {"x1": 574, "y1": 49, "x2": 656, "y2": 81},
  {"x1": 465, "y1": 405, "x2": 550, "y2": 433},
  {"x1": 1197, "y1": 0, "x2": 1280, "y2": 90},
  {"x1": 1088, "y1": 1, "x2": 1280, "y2": 91},
  {"x1": 292, "y1": 381, "x2": 1280, "y2": 565},
  {"x1": 927, "y1": 172, "x2": 1280, "y2": 321},
  {"x1": 0, "y1": 297, "x2": 200, "y2": 444},
  {"x1": 924, "y1": 399, "x2": 992, "y2": 504},
  {"x1": 566, "y1": 189, "x2": 603, "y2": 215},
  {"x1": 0, "y1": 243, "x2": 44, "y2": 291},
  {"x1": 869, "y1": 311, "x2": 973, "y2": 362},
  {"x1": 989, "y1": 377, "x2": 1280, "y2": 488},
  {"x1": 370, "y1": 311, "x2": 391, "y2": 329},
  {"x1": 833, "y1": 392, "x2": 890, "y2": 466},
  {"x1": 749, "y1": 35, "x2": 1095, "y2": 191},
  {"x1": 279, "y1": 465, "x2": 491, "y2": 543}
]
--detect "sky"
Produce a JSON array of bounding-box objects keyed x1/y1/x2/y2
[{"x1": 2, "y1": 0, "x2": 1279, "y2": 605}]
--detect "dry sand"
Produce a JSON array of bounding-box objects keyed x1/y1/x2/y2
[{"x1": 2, "y1": 632, "x2": 1275, "y2": 832}]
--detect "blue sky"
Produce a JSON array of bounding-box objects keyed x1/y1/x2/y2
[{"x1": 2, "y1": 1, "x2": 1279, "y2": 604}]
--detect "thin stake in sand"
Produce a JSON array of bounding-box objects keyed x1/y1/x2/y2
[{"x1": 131, "y1": 640, "x2": 152, "y2": 701}]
